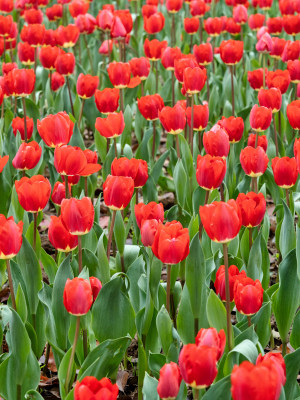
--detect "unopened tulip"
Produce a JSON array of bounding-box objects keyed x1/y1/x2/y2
[
  {"x1": 144, "y1": 38, "x2": 168, "y2": 60},
  {"x1": 111, "y1": 157, "x2": 148, "y2": 188},
  {"x1": 95, "y1": 112, "x2": 125, "y2": 138},
  {"x1": 107, "y1": 61, "x2": 131, "y2": 88},
  {"x1": 234, "y1": 277, "x2": 263, "y2": 315},
  {"x1": 236, "y1": 192, "x2": 266, "y2": 227},
  {"x1": 215, "y1": 265, "x2": 246, "y2": 302},
  {"x1": 157, "y1": 362, "x2": 182, "y2": 400},
  {"x1": 103, "y1": 175, "x2": 134, "y2": 210},
  {"x1": 248, "y1": 13, "x2": 265, "y2": 30},
  {"x1": 203, "y1": 125, "x2": 230, "y2": 158},
  {"x1": 129, "y1": 57, "x2": 151, "y2": 80},
  {"x1": 141, "y1": 219, "x2": 159, "y2": 247},
  {"x1": 135, "y1": 202, "x2": 164, "y2": 228},
  {"x1": 196, "y1": 155, "x2": 226, "y2": 190},
  {"x1": 95, "y1": 88, "x2": 119, "y2": 114},
  {"x1": 248, "y1": 69, "x2": 267, "y2": 91},
  {"x1": 258, "y1": 88, "x2": 282, "y2": 113},
  {"x1": 55, "y1": 52, "x2": 75, "y2": 76},
  {"x1": 256, "y1": 353, "x2": 286, "y2": 386},
  {"x1": 195, "y1": 328, "x2": 226, "y2": 360},
  {"x1": 161, "y1": 46, "x2": 181, "y2": 70},
  {"x1": 183, "y1": 67, "x2": 207, "y2": 94},
  {"x1": 51, "y1": 181, "x2": 69, "y2": 206},
  {"x1": 48, "y1": 215, "x2": 78, "y2": 252},
  {"x1": 76, "y1": 73, "x2": 99, "y2": 99},
  {"x1": 287, "y1": 100, "x2": 300, "y2": 129},
  {"x1": 138, "y1": 94, "x2": 164, "y2": 120},
  {"x1": 204, "y1": 17, "x2": 223, "y2": 36},
  {"x1": 15, "y1": 175, "x2": 51, "y2": 213},
  {"x1": 240, "y1": 146, "x2": 269, "y2": 177},
  {"x1": 144, "y1": 12, "x2": 165, "y2": 34},
  {"x1": 250, "y1": 105, "x2": 272, "y2": 131},
  {"x1": 220, "y1": 40, "x2": 243, "y2": 64},
  {"x1": 193, "y1": 43, "x2": 213, "y2": 66},
  {"x1": 186, "y1": 104, "x2": 209, "y2": 131},
  {"x1": 184, "y1": 17, "x2": 200, "y2": 34},
  {"x1": 12, "y1": 141, "x2": 42, "y2": 170},
  {"x1": 0, "y1": 215, "x2": 23, "y2": 259},
  {"x1": 39, "y1": 45, "x2": 61, "y2": 70},
  {"x1": 63, "y1": 278, "x2": 93, "y2": 316},
  {"x1": 267, "y1": 70, "x2": 290, "y2": 94},
  {"x1": 159, "y1": 104, "x2": 186, "y2": 134},
  {"x1": 89, "y1": 277, "x2": 102, "y2": 303},
  {"x1": 61, "y1": 197, "x2": 94, "y2": 235},
  {"x1": 271, "y1": 157, "x2": 298, "y2": 188},
  {"x1": 12, "y1": 116, "x2": 34, "y2": 141},
  {"x1": 270, "y1": 37, "x2": 286, "y2": 59},
  {"x1": 218, "y1": 116, "x2": 244, "y2": 143},
  {"x1": 51, "y1": 72, "x2": 65, "y2": 92}
]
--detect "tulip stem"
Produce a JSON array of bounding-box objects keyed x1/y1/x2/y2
[
  {"x1": 6, "y1": 259, "x2": 16, "y2": 311},
  {"x1": 65, "y1": 316, "x2": 81, "y2": 394},
  {"x1": 64, "y1": 175, "x2": 70, "y2": 199},
  {"x1": 194, "y1": 388, "x2": 200, "y2": 400},
  {"x1": 285, "y1": 189, "x2": 289, "y2": 208},
  {"x1": 230, "y1": 65, "x2": 235, "y2": 116},
  {"x1": 106, "y1": 32, "x2": 111, "y2": 63},
  {"x1": 190, "y1": 34, "x2": 193, "y2": 51},
  {"x1": 83, "y1": 328, "x2": 88, "y2": 359},
  {"x1": 194, "y1": 317, "x2": 199, "y2": 338},
  {"x1": 249, "y1": 227, "x2": 252, "y2": 252},
  {"x1": 190, "y1": 95, "x2": 194, "y2": 156},
  {"x1": 262, "y1": 54, "x2": 266, "y2": 89},
  {"x1": 155, "y1": 61, "x2": 159, "y2": 93},
  {"x1": 66, "y1": 76, "x2": 75, "y2": 116},
  {"x1": 282, "y1": 339, "x2": 287, "y2": 356},
  {"x1": 247, "y1": 316, "x2": 252, "y2": 327},
  {"x1": 120, "y1": 88, "x2": 124, "y2": 113},
  {"x1": 83, "y1": 34, "x2": 94, "y2": 75},
  {"x1": 175, "y1": 134, "x2": 181, "y2": 159},
  {"x1": 199, "y1": 190, "x2": 210, "y2": 240},
  {"x1": 78, "y1": 99, "x2": 85, "y2": 132},
  {"x1": 114, "y1": 137, "x2": 118, "y2": 157},
  {"x1": 141, "y1": 80, "x2": 144, "y2": 96},
  {"x1": 166, "y1": 264, "x2": 171, "y2": 314},
  {"x1": 220, "y1": 183, "x2": 225, "y2": 201},
  {"x1": 253, "y1": 177, "x2": 258, "y2": 193},
  {"x1": 206, "y1": 76, "x2": 210, "y2": 103},
  {"x1": 43, "y1": 342, "x2": 51, "y2": 374},
  {"x1": 152, "y1": 119, "x2": 156, "y2": 160},
  {"x1": 135, "y1": 187, "x2": 139, "y2": 205},
  {"x1": 273, "y1": 115, "x2": 279, "y2": 157},
  {"x1": 33, "y1": 212, "x2": 38, "y2": 252},
  {"x1": 78, "y1": 236, "x2": 82, "y2": 274},
  {"x1": 22, "y1": 97, "x2": 28, "y2": 143},
  {"x1": 223, "y1": 243, "x2": 233, "y2": 351},
  {"x1": 33, "y1": 47, "x2": 37, "y2": 102},
  {"x1": 107, "y1": 210, "x2": 117, "y2": 261},
  {"x1": 171, "y1": 70, "x2": 175, "y2": 106}
]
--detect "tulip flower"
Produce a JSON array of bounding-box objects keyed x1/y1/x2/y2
[
  {"x1": 0, "y1": 214, "x2": 23, "y2": 310},
  {"x1": 236, "y1": 192, "x2": 266, "y2": 228},
  {"x1": 282, "y1": 40, "x2": 300, "y2": 62},
  {"x1": 95, "y1": 112, "x2": 125, "y2": 156},
  {"x1": 256, "y1": 353, "x2": 286, "y2": 386},
  {"x1": 48, "y1": 215, "x2": 78, "y2": 253},
  {"x1": 152, "y1": 221, "x2": 189, "y2": 313},
  {"x1": 0, "y1": 155, "x2": 9, "y2": 173},
  {"x1": 203, "y1": 125, "x2": 230, "y2": 158},
  {"x1": 186, "y1": 103, "x2": 209, "y2": 146},
  {"x1": 51, "y1": 72, "x2": 65, "y2": 92},
  {"x1": 272, "y1": 156, "x2": 298, "y2": 206},
  {"x1": 267, "y1": 17, "x2": 283, "y2": 35},
  {"x1": 215, "y1": 265, "x2": 247, "y2": 302},
  {"x1": 267, "y1": 69, "x2": 291, "y2": 94},
  {"x1": 12, "y1": 116, "x2": 33, "y2": 141},
  {"x1": 270, "y1": 37, "x2": 286, "y2": 60},
  {"x1": 179, "y1": 344, "x2": 218, "y2": 389},
  {"x1": 204, "y1": 17, "x2": 223, "y2": 36},
  {"x1": 196, "y1": 154, "x2": 226, "y2": 191},
  {"x1": 231, "y1": 360, "x2": 283, "y2": 400},
  {"x1": 287, "y1": 60, "x2": 300, "y2": 83},
  {"x1": 45, "y1": 4, "x2": 63, "y2": 21},
  {"x1": 76, "y1": 73, "x2": 99, "y2": 128},
  {"x1": 283, "y1": 14, "x2": 300, "y2": 36},
  {"x1": 140, "y1": 219, "x2": 159, "y2": 247},
  {"x1": 12, "y1": 141, "x2": 42, "y2": 171},
  {"x1": 195, "y1": 328, "x2": 226, "y2": 360},
  {"x1": 97, "y1": 9, "x2": 114, "y2": 31},
  {"x1": 258, "y1": 88, "x2": 282, "y2": 113},
  {"x1": 184, "y1": 17, "x2": 200, "y2": 36},
  {"x1": 111, "y1": 157, "x2": 148, "y2": 190},
  {"x1": 95, "y1": 88, "x2": 120, "y2": 114},
  {"x1": 157, "y1": 362, "x2": 182, "y2": 400},
  {"x1": 39, "y1": 45, "x2": 61, "y2": 70},
  {"x1": 17, "y1": 42, "x2": 35, "y2": 66},
  {"x1": 248, "y1": 134, "x2": 268, "y2": 151},
  {"x1": 55, "y1": 25, "x2": 80, "y2": 48},
  {"x1": 248, "y1": 69, "x2": 267, "y2": 91},
  {"x1": 193, "y1": 43, "x2": 213, "y2": 67},
  {"x1": 51, "y1": 181, "x2": 69, "y2": 206},
  {"x1": 37, "y1": 112, "x2": 74, "y2": 148},
  {"x1": 63, "y1": 278, "x2": 93, "y2": 393},
  {"x1": 135, "y1": 201, "x2": 164, "y2": 228},
  {"x1": 249, "y1": 105, "x2": 272, "y2": 151},
  {"x1": 20, "y1": 24, "x2": 45, "y2": 46},
  {"x1": 144, "y1": 38, "x2": 168, "y2": 61},
  {"x1": 144, "y1": 12, "x2": 165, "y2": 34},
  {"x1": 240, "y1": 146, "x2": 269, "y2": 183},
  {"x1": 234, "y1": 277, "x2": 264, "y2": 316},
  {"x1": 129, "y1": 57, "x2": 150, "y2": 95},
  {"x1": 89, "y1": 277, "x2": 102, "y2": 303},
  {"x1": 159, "y1": 104, "x2": 186, "y2": 157},
  {"x1": 174, "y1": 56, "x2": 198, "y2": 83},
  {"x1": 161, "y1": 46, "x2": 182, "y2": 71},
  {"x1": 107, "y1": 61, "x2": 131, "y2": 111},
  {"x1": 69, "y1": 0, "x2": 89, "y2": 18},
  {"x1": 74, "y1": 377, "x2": 119, "y2": 400},
  {"x1": 218, "y1": 116, "x2": 244, "y2": 143},
  {"x1": 248, "y1": 13, "x2": 265, "y2": 30},
  {"x1": 287, "y1": 100, "x2": 300, "y2": 130}
]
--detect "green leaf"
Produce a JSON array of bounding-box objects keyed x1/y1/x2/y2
[
  {"x1": 16, "y1": 284, "x2": 28, "y2": 323},
  {"x1": 58, "y1": 347, "x2": 76, "y2": 400},
  {"x1": 284, "y1": 348, "x2": 300, "y2": 400},
  {"x1": 92, "y1": 276, "x2": 136, "y2": 342},
  {"x1": 25, "y1": 390, "x2": 44, "y2": 399},
  {"x1": 202, "y1": 376, "x2": 231, "y2": 400},
  {"x1": 247, "y1": 231, "x2": 262, "y2": 282},
  {"x1": 279, "y1": 200, "x2": 296, "y2": 259},
  {"x1": 94, "y1": 131, "x2": 107, "y2": 163},
  {"x1": 177, "y1": 284, "x2": 195, "y2": 344},
  {"x1": 173, "y1": 159, "x2": 187, "y2": 208},
  {"x1": 96, "y1": 233, "x2": 110, "y2": 284},
  {"x1": 272, "y1": 249, "x2": 300, "y2": 344},
  {"x1": 290, "y1": 309, "x2": 300, "y2": 349},
  {"x1": 148, "y1": 352, "x2": 166, "y2": 379},
  {"x1": 114, "y1": 210, "x2": 126, "y2": 256},
  {"x1": 40, "y1": 248, "x2": 57, "y2": 285},
  {"x1": 142, "y1": 372, "x2": 159, "y2": 400},
  {"x1": 223, "y1": 339, "x2": 258, "y2": 376},
  {"x1": 156, "y1": 305, "x2": 173, "y2": 357}
]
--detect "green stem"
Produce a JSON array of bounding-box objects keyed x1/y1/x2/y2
[
  {"x1": 78, "y1": 235, "x2": 82, "y2": 274},
  {"x1": 249, "y1": 227, "x2": 252, "y2": 252},
  {"x1": 66, "y1": 76, "x2": 75, "y2": 116},
  {"x1": 107, "y1": 210, "x2": 116, "y2": 261},
  {"x1": 83, "y1": 328, "x2": 88, "y2": 359},
  {"x1": 78, "y1": 98, "x2": 85, "y2": 132},
  {"x1": 230, "y1": 65, "x2": 235, "y2": 116},
  {"x1": 33, "y1": 212, "x2": 38, "y2": 252},
  {"x1": 166, "y1": 264, "x2": 171, "y2": 314},
  {"x1": 152, "y1": 119, "x2": 156, "y2": 160},
  {"x1": 83, "y1": 35, "x2": 94, "y2": 75},
  {"x1": 65, "y1": 316, "x2": 81, "y2": 394},
  {"x1": 6, "y1": 259, "x2": 16, "y2": 311},
  {"x1": 190, "y1": 94, "x2": 194, "y2": 156},
  {"x1": 282, "y1": 339, "x2": 287, "y2": 357},
  {"x1": 247, "y1": 315, "x2": 252, "y2": 327},
  {"x1": 64, "y1": 175, "x2": 70, "y2": 199},
  {"x1": 223, "y1": 243, "x2": 233, "y2": 351},
  {"x1": 22, "y1": 97, "x2": 28, "y2": 143},
  {"x1": 199, "y1": 190, "x2": 209, "y2": 240}
]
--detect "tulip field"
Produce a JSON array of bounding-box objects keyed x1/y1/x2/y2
[{"x1": 1, "y1": 0, "x2": 300, "y2": 398}]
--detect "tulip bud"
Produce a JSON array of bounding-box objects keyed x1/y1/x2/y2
[
  {"x1": 215, "y1": 265, "x2": 246, "y2": 302},
  {"x1": 63, "y1": 278, "x2": 93, "y2": 316},
  {"x1": 195, "y1": 328, "x2": 226, "y2": 360},
  {"x1": 240, "y1": 146, "x2": 269, "y2": 177},
  {"x1": 61, "y1": 197, "x2": 94, "y2": 235},
  {"x1": 271, "y1": 156, "x2": 298, "y2": 188},
  {"x1": 89, "y1": 277, "x2": 102, "y2": 303},
  {"x1": 0, "y1": 215, "x2": 23, "y2": 259},
  {"x1": 157, "y1": 362, "x2": 182, "y2": 400},
  {"x1": 236, "y1": 192, "x2": 266, "y2": 227},
  {"x1": 234, "y1": 277, "x2": 264, "y2": 315},
  {"x1": 48, "y1": 215, "x2": 78, "y2": 252}
]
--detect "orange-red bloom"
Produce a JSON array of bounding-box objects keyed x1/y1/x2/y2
[
  {"x1": 203, "y1": 125, "x2": 230, "y2": 158},
  {"x1": 183, "y1": 66, "x2": 207, "y2": 94},
  {"x1": 0, "y1": 155, "x2": 9, "y2": 173},
  {"x1": 240, "y1": 146, "x2": 269, "y2": 177},
  {"x1": 95, "y1": 88, "x2": 119, "y2": 114},
  {"x1": 54, "y1": 145, "x2": 101, "y2": 176},
  {"x1": 37, "y1": 112, "x2": 74, "y2": 148},
  {"x1": 179, "y1": 344, "x2": 218, "y2": 388},
  {"x1": 287, "y1": 100, "x2": 300, "y2": 129},
  {"x1": 195, "y1": 328, "x2": 226, "y2": 361},
  {"x1": 74, "y1": 377, "x2": 119, "y2": 400},
  {"x1": 129, "y1": 57, "x2": 151, "y2": 80},
  {"x1": 196, "y1": 154, "x2": 226, "y2": 190},
  {"x1": 161, "y1": 46, "x2": 181, "y2": 70},
  {"x1": 51, "y1": 181, "x2": 69, "y2": 206},
  {"x1": 258, "y1": 88, "x2": 282, "y2": 113},
  {"x1": 248, "y1": 13, "x2": 265, "y2": 30},
  {"x1": 76, "y1": 73, "x2": 99, "y2": 99},
  {"x1": 69, "y1": 0, "x2": 89, "y2": 18},
  {"x1": 220, "y1": 39, "x2": 243, "y2": 65},
  {"x1": 236, "y1": 192, "x2": 266, "y2": 227},
  {"x1": 63, "y1": 278, "x2": 93, "y2": 316},
  {"x1": 159, "y1": 104, "x2": 186, "y2": 134},
  {"x1": 46, "y1": 4, "x2": 63, "y2": 21},
  {"x1": 271, "y1": 156, "x2": 298, "y2": 188},
  {"x1": 267, "y1": 17, "x2": 283, "y2": 35},
  {"x1": 256, "y1": 353, "x2": 286, "y2": 386},
  {"x1": 95, "y1": 112, "x2": 125, "y2": 138},
  {"x1": 267, "y1": 69, "x2": 290, "y2": 94},
  {"x1": 218, "y1": 116, "x2": 244, "y2": 143},
  {"x1": 204, "y1": 17, "x2": 223, "y2": 36},
  {"x1": 152, "y1": 221, "x2": 189, "y2": 264},
  {"x1": 234, "y1": 277, "x2": 264, "y2": 315},
  {"x1": 96, "y1": 9, "x2": 114, "y2": 31},
  {"x1": 7, "y1": 68, "x2": 35, "y2": 96},
  {"x1": 157, "y1": 363, "x2": 182, "y2": 400},
  {"x1": 166, "y1": 0, "x2": 183, "y2": 12},
  {"x1": 282, "y1": 40, "x2": 300, "y2": 62},
  {"x1": 12, "y1": 141, "x2": 42, "y2": 171},
  {"x1": 103, "y1": 175, "x2": 135, "y2": 210},
  {"x1": 12, "y1": 116, "x2": 34, "y2": 141},
  {"x1": 138, "y1": 94, "x2": 164, "y2": 120},
  {"x1": 144, "y1": 38, "x2": 168, "y2": 60},
  {"x1": 249, "y1": 105, "x2": 272, "y2": 132},
  {"x1": 75, "y1": 14, "x2": 97, "y2": 35},
  {"x1": 55, "y1": 24, "x2": 80, "y2": 47},
  {"x1": 248, "y1": 133, "x2": 268, "y2": 151},
  {"x1": 55, "y1": 52, "x2": 75, "y2": 76},
  {"x1": 17, "y1": 42, "x2": 35, "y2": 66},
  {"x1": 190, "y1": 0, "x2": 206, "y2": 17},
  {"x1": 193, "y1": 43, "x2": 213, "y2": 66},
  {"x1": 270, "y1": 37, "x2": 286, "y2": 59},
  {"x1": 15, "y1": 175, "x2": 51, "y2": 213},
  {"x1": 287, "y1": 60, "x2": 300, "y2": 83},
  {"x1": 247, "y1": 69, "x2": 266, "y2": 91},
  {"x1": 20, "y1": 24, "x2": 45, "y2": 46},
  {"x1": 283, "y1": 14, "x2": 300, "y2": 35},
  {"x1": 144, "y1": 12, "x2": 165, "y2": 34},
  {"x1": 184, "y1": 17, "x2": 200, "y2": 34},
  {"x1": 135, "y1": 201, "x2": 164, "y2": 228},
  {"x1": 48, "y1": 215, "x2": 78, "y2": 252},
  {"x1": 186, "y1": 103, "x2": 209, "y2": 131},
  {"x1": 141, "y1": 219, "x2": 159, "y2": 247},
  {"x1": 174, "y1": 56, "x2": 198, "y2": 83},
  {"x1": 51, "y1": 72, "x2": 65, "y2": 91},
  {"x1": 0, "y1": 215, "x2": 23, "y2": 259},
  {"x1": 111, "y1": 157, "x2": 148, "y2": 188},
  {"x1": 39, "y1": 45, "x2": 60, "y2": 70},
  {"x1": 215, "y1": 265, "x2": 246, "y2": 302},
  {"x1": 61, "y1": 197, "x2": 94, "y2": 235},
  {"x1": 107, "y1": 61, "x2": 131, "y2": 88}
]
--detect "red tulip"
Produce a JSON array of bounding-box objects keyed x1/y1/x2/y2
[
  {"x1": 144, "y1": 12, "x2": 165, "y2": 34},
  {"x1": 183, "y1": 66, "x2": 207, "y2": 94},
  {"x1": 74, "y1": 377, "x2": 119, "y2": 400},
  {"x1": 111, "y1": 16, "x2": 127, "y2": 38},
  {"x1": 129, "y1": 57, "x2": 151, "y2": 80},
  {"x1": 76, "y1": 73, "x2": 99, "y2": 99},
  {"x1": 39, "y1": 45, "x2": 60, "y2": 70},
  {"x1": 195, "y1": 328, "x2": 226, "y2": 360},
  {"x1": 166, "y1": 0, "x2": 183, "y2": 12},
  {"x1": 95, "y1": 112, "x2": 125, "y2": 138},
  {"x1": 190, "y1": 0, "x2": 206, "y2": 17},
  {"x1": 215, "y1": 265, "x2": 246, "y2": 302},
  {"x1": 203, "y1": 125, "x2": 230, "y2": 158},
  {"x1": 233, "y1": 5, "x2": 247, "y2": 24},
  {"x1": 0, "y1": 215, "x2": 23, "y2": 260},
  {"x1": 37, "y1": 112, "x2": 74, "y2": 148},
  {"x1": 138, "y1": 94, "x2": 164, "y2": 120},
  {"x1": 234, "y1": 277, "x2": 264, "y2": 315},
  {"x1": 7, "y1": 69, "x2": 35, "y2": 96},
  {"x1": 247, "y1": 69, "x2": 267, "y2": 91},
  {"x1": 248, "y1": 13, "x2": 265, "y2": 30},
  {"x1": 95, "y1": 88, "x2": 119, "y2": 114},
  {"x1": 48, "y1": 215, "x2": 78, "y2": 252},
  {"x1": 256, "y1": 32, "x2": 272, "y2": 53},
  {"x1": 267, "y1": 17, "x2": 283, "y2": 35},
  {"x1": 218, "y1": 116, "x2": 244, "y2": 143},
  {"x1": 287, "y1": 60, "x2": 300, "y2": 83},
  {"x1": 61, "y1": 197, "x2": 94, "y2": 235},
  {"x1": 159, "y1": 104, "x2": 186, "y2": 134},
  {"x1": 256, "y1": 353, "x2": 286, "y2": 386},
  {"x1": 196, "y1": 154, "x2": 226, "y2": 190},
  {"x1": 161, "y1": 46, "x2": 182, "y2": 70},
  {"x1": 174, "y1": 56, "x2": 198, "y2": 83},
  {"x1": 96, "y1": 9, "x2": 114, "y2": 31},
  {"x1": 287, "y1": 100, "x2": 300, "y2": 129},
  {"x1": 179, "y1": 344, "x2": 218, "y2": 388},
  {"x1": 69, "y1": 0, "x2": 89, "y2": 18},
  {"x1": 144, "y1": 38, "x2": 168, "y2": 60},
  {"x1": 89, "y1": 277, "x2": 102, "y2": 303},
  {"x1": 55, "y1": 24, "x2": 80, "y2": 47},
  {"x1": 200, "y1": 200, "x2": 242, "y2": 243},
  {"x1": 107, "y1": 61, "x2": 131, "y2": 88},
  {"x1": 231, "y1": 360, "x2": 282, "y2": 400},
  {"x1": 43, "y1": 29, "x2": 57, "y2": 46},
  {"x1": 103, "y1": 175, "x2": 134, "y2": 210},
  {"x1": 17, "y1": 42, "x2": 35, "y2": 66},
  {"x1": 135, "y1": 201, "x2": 164, "y2": 228},
  {"x1": 141, "y1": 219, "x2": 159, "y2": 247},
  {"x1": 20, "y1": 24, "x2": 45, "y2": 46},
  {"x1": 282, "y1": 40, "x2": 300, "y2": 62},
  {"x1": 0, "y1": 15, "x2": 15, "y2": 38},
  {"x1": 250, "y1": 104, "x2": 272, "y2": 131},
  {"x1": 240, "y1": 146, "x2": 269, "y2": 177},
  {"x1": 186, "y1": 103, "x2": 209, "y2": 131},
  {"x1": 226, "y1": 18, "x2": 241, "y2": 35},
  {"x1": 204, "y1": 17, "x2": 223, "y2": 36},
  {"x1": 152, "y1": 221, "x2": 190, "y2": 264},
  {"x1": 0, "y1": 0, "x2": 13, "y2": 13},
  {"x1": 51, "y1": 72, "x2": 65, "y2": 91},
  {"x1": 75, "y1": 14, "x2": 97, "y2": 35},
  {"x1": 283, "y1": 14, "x2": 300, "y2": 35},
  {"x1": 184, "y1": 17, "x2": 200, "y2": 34},
  {"x1": 55, "y1": 52, "x2": 75, "y2": 76},
  {"x1": 258, "y1": 88, "x2": 282, "y2": 113},
  {"x1": 279, "y1": 0, "x2": 295, "y2": 15},
  {"x1": 63, "y1": 278, "x2": 93, "y2": 316},
  {"x1": 220, "y1": 39, "x2": 243, "y2": 65},
  {"x1": 111, "y1": 157, "x2": 148, "y2": 188},
  {"x1": 247, "y1": 133, "x2": 268, "y2": 151},
  {"x1": 51, "y1": 181, "x2": 70, "y2": 206},
  {"x1": 2, "y1": 62, "x2": 17, "y2": 75},
  {"x1": 0, "y1": 155, "x2": 9, "y2": 173},
  {"x1": 157, "y1": 362, "x2": 182, "y2": 400},
  {"x1": 236, "y1": 192, "x2": 266, "y2": 227},
  {"x1": 267, "y1": 69, "x2": 290, "y2": 94},
  {"x1": 12, "y1": 116, "x2": 34, "y2": 141},
  {"x1": 15, "y1": 175, "x2": 51, "y2": 213},
  {"x1": 270, "y1": 37, "x2": 286, "y2": 59},
  {"x1": 271, "y1": 156, "x2": 298, "y2": 188},
  {"x1": 12, "y1": 141, "x2": 42, "y2": 171},
  {"x1": 142, "y1": 4, "x2": 157, "y2": 18},
  {"x1": 114, "y1": 10, "x2": 133, "y2": 34},
  {"x1": 54, "y1": 145, "x2": 101, "y2": 177},
  {"x1": 46, "y1": 4, "x2": 63, "y2": 21},
  {"x1": 193, "y1": 43, "x2": 213, "y2": 66}
]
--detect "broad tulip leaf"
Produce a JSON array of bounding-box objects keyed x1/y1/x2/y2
[
  {"x1": 202, "y1": 375, "x2": 231, "y2": 400},
  {"x1": 223, "y1": 339, "x2": 258, "y2": 376},
  {"x1": 284, "y1": 348, "x2": 300, "y2": 400},
  {"x1": 142, "y1": 372, "x2": 159, "y2": 400},
  {"x1": 173, "y1": 159, "x2": 187, "y2": 209},
  {"x1": 279, "y1": 200, "x2": 296, "y2": 259}
]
